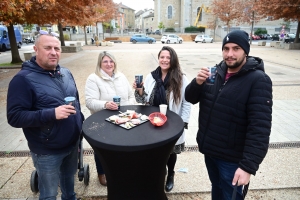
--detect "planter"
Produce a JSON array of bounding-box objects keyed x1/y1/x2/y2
[
  {"x1": 258, "y1": 41, "x2": 266, "y2": 46},
  {"x1": 284, "y1": 43, "x2": 300, "y2": 50}
]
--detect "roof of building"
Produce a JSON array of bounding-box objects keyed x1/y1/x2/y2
[
  {"x1": 118, "y1": 3, "x2": 135, "y2": 11},
  {"x1": 144, "y1": 13, "x2": 154, "y2": 18}
]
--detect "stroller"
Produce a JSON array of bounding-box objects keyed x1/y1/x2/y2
[{"x1": 30, "y1": 136, "x2": 90, "y2": 193}]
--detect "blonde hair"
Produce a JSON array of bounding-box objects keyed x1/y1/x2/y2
[{"x1": 95, "y1": 51, "x2": 117, "y2": 77}]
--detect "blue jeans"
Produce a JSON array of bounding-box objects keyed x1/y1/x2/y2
[
  {"x1": 94, "y1": 153, "x2": 105, "y2": 175},
  {"x1": 31, "y1": 141, "x2": 78, "y2": 200},
  {"x1": 204, "y1": 155, "x2": 243, "y2": 200}
]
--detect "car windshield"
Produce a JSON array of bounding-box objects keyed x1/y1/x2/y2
[{"x1": 289, "y1": 34, "x2": 295, "y2": 38}]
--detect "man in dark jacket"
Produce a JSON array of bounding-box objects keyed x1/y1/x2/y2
[
  {"x1": 7, "y1": 31, "x2": 84, "y2": 199},
  {"x1": 185, "y1": 30, "x2": 272, "y2": 200}
]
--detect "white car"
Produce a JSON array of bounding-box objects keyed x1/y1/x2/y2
[
  {"x1": 194, "y1": 35, "x2": 213, "y2": 43},
  {"x1": 161, "y1": 34, "x2": 183, "y2": 44}
]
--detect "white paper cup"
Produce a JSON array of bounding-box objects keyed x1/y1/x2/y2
[{"x1": 159, "y1": 104, "x2": 167, "y2": 115}]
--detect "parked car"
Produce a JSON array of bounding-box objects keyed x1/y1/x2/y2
[
  {"x1": 251, "y1": 35, "x2": 261, "y2": 40},
  {"x1": 271, "y1": 34, "x2": 280, "y2": 41},
  {"x1": 284, "y1": 33, "x2": 297, "y2": 43},
  {"x1": 194, "y1": 35, "x2": 213, "y2": 43},
  {"x1": 0, "y1": 25, "x2": 22, "y2": 51},
  {"x1": 153, "y1": 30, "x2": 161, "y2": 35},
  {"x1": 23, "y1": 36, "x2": 35, "y2": 44},
  {"x1": 130, "y1": 34, "x2": 156, "y2": 44},
  {"x1": 161, "y1": 34, "x2": 183, "y2": 44}
]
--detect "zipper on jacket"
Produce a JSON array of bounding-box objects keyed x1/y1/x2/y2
[
  {"x1": 50, "y1": 70, "x2": 67, "y2": 100},
  {"x1": 199, "y1": 70, "x2": 230, "y2": 151}
]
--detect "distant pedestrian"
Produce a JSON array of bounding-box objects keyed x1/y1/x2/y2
[
  {"x1": 7, "y1": 30, "x2": 84, "y2": 199},
  {"x1": 185, "y1": 30, "x2": 273, "y2": 200},
  {"x1": 94, "y1": 35, "x2": 99, "y2": 47}
]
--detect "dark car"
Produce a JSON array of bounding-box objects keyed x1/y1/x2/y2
[
  {"x1": 153, "y1": 30, "x2": 161, "y2": 35},
  {"x1": 271, "y1": 34, "x2": 280, "y2": 41}
]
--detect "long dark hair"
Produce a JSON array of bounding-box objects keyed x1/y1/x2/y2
[{"x1": 158, "y1": 46, "x2": 183, "y2": 105}]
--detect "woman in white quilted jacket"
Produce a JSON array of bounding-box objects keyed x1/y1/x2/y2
[{"x1": 85, "y1": 51, "x2": 136, "y2": 186}]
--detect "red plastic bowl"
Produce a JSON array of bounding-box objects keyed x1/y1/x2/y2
[{"x1": 149, "y1": 112, "x2": 167, "y2": 126}]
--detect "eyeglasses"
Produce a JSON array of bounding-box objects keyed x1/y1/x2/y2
[{"x1": 39, "y1": 30, "x2": 59, "y2": 37}]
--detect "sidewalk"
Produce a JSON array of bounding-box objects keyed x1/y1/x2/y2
[{"x1": 0, "y1": 42, "x2": 300, "y2": 199}]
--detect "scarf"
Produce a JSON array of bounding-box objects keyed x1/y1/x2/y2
[{"x1": 151, "y1": 66, "x2": 170, "y2": 106}]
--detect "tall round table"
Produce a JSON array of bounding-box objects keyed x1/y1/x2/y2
[{"x1": 82, "y1": 105, "x2": 184, "y2": 200}]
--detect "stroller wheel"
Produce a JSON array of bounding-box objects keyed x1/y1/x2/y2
[
  {"x1": 30, "y1": 170, "x2": 39, "y2": 193},
  {"x1": 83, "y1": 163, "x2": 90, "y2": 186}
]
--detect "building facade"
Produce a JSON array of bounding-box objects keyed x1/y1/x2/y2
[
  {"x1": 117, "y1": 3, "x2": 136, "y2": 32},
  {"x1": 135, "y1": 9, "x2": 155, "y2": 33},
  {"x1": 153, "y1": 0, "x2": 297, "y2": 38}
]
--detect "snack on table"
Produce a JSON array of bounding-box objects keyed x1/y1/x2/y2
[
  {"x1": 116, "y1": 117, "x2": 130, "y2": 124},
  {"x1": 153, "y1": 117, "x2": 162, "y2": 124},
  {"x1": 140, "y1": 115, "x2": 149, "y2": 121},
  {"x1": 109, "y1": 115, "x2": 118, "y2": 122},
  {"x1": 130, "y1": 118, "x2": 141, "y2": 125},
  {"x1": 106, "y1": 110, "x2": 149, "y2": 129}
]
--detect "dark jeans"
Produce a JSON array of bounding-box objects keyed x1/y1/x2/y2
[
  {"x1": 94, "y1": 153, "x2": 105, "y2": 175},
  {"x1": 204, "y1": 155, "x2": 243, "y2": 200}
]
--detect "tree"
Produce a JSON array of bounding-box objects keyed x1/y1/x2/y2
[
  {"x1": 210, "y1": 0, "x2": 245, "y2": 33},
  {"x1": 1, "y1": 0, "x2": 117, "y2": 63},
  {"x1": 0, "y1": 0, "x2": 53, "y2": 63},
  {"x1": 255, "y1": 0, "x2": 300, "y2": 43},
  {"x1": 158, "y1": 22, "x2": 165, "y2": 33},
  {"x1": 206, "y1": 16, "x2": 219, "y2": 40}
]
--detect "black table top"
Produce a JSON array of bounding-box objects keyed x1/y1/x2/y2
[{"x1": 82, "y1": 105, "x2": 184, "y2": 152}]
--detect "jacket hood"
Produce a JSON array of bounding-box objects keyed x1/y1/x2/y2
[{"x1": 22, "y1": 56, "x2": 61, "y2": 75}]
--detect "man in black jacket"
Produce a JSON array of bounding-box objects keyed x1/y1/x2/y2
[
  {"x1": 185, "y1": 30, "x2": 272, "y2": 200},
  {"x1": 7, "y1": 31, "x2": 84, "y2": 199}
]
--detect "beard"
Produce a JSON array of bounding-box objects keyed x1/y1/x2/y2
[
  {"x1": 225, "y1": 59, "x2": 243, "y2": 69},
  {"x1": 225, "y1": 55, "x2": 247, "y2": 69}
]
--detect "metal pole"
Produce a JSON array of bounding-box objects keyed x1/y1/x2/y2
[{"x1": 250, "y1": 11, "x2": 254, "y2": 45}]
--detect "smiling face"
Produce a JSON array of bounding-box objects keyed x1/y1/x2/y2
[
  {"x1": 222, "y1": 43, "x2": 247, "y2": 73},
  {"x1": 101, "y1": 55, "x2": 115, "y2": 76},
  {"x1": 34, "y1": 35, "x2": 61, "y2": 70},
  {"x1": 158, "y1": 50, "x2": 171, "y2": 72}
]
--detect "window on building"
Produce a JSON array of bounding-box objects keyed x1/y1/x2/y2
[{"x1": 168, "y1": 6, "x2": 172, "y2": 19}]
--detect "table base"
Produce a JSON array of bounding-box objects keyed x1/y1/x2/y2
[{"x1": 93, "y1": 138, "x2": 179, "y2": 200}]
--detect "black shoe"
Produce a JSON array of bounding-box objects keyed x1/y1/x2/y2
[{"x1": 165, "y1": 172, "x2": 174, "y2": 192}]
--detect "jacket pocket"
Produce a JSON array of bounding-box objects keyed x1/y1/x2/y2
[{"x1": 40, "y1": 121, "x2": 59, "y2": 144}]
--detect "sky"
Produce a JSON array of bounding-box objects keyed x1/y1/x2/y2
[{"x1": 113, "y1": 0, "x2": 154, "y2": 12}]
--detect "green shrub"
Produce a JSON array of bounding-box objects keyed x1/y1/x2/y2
[
  {"x1": 64, "y1": 34, "x2": 70, "y2": 41},
  {"x1": 165, "y1": 28, "x2": 175, "y2": 32},
  {"x1": 185, "y1": 26, "x2": 205, "y2": 33},
  {"x1": 255, "y1": 28, "x2": 267, "y2": 35}
]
